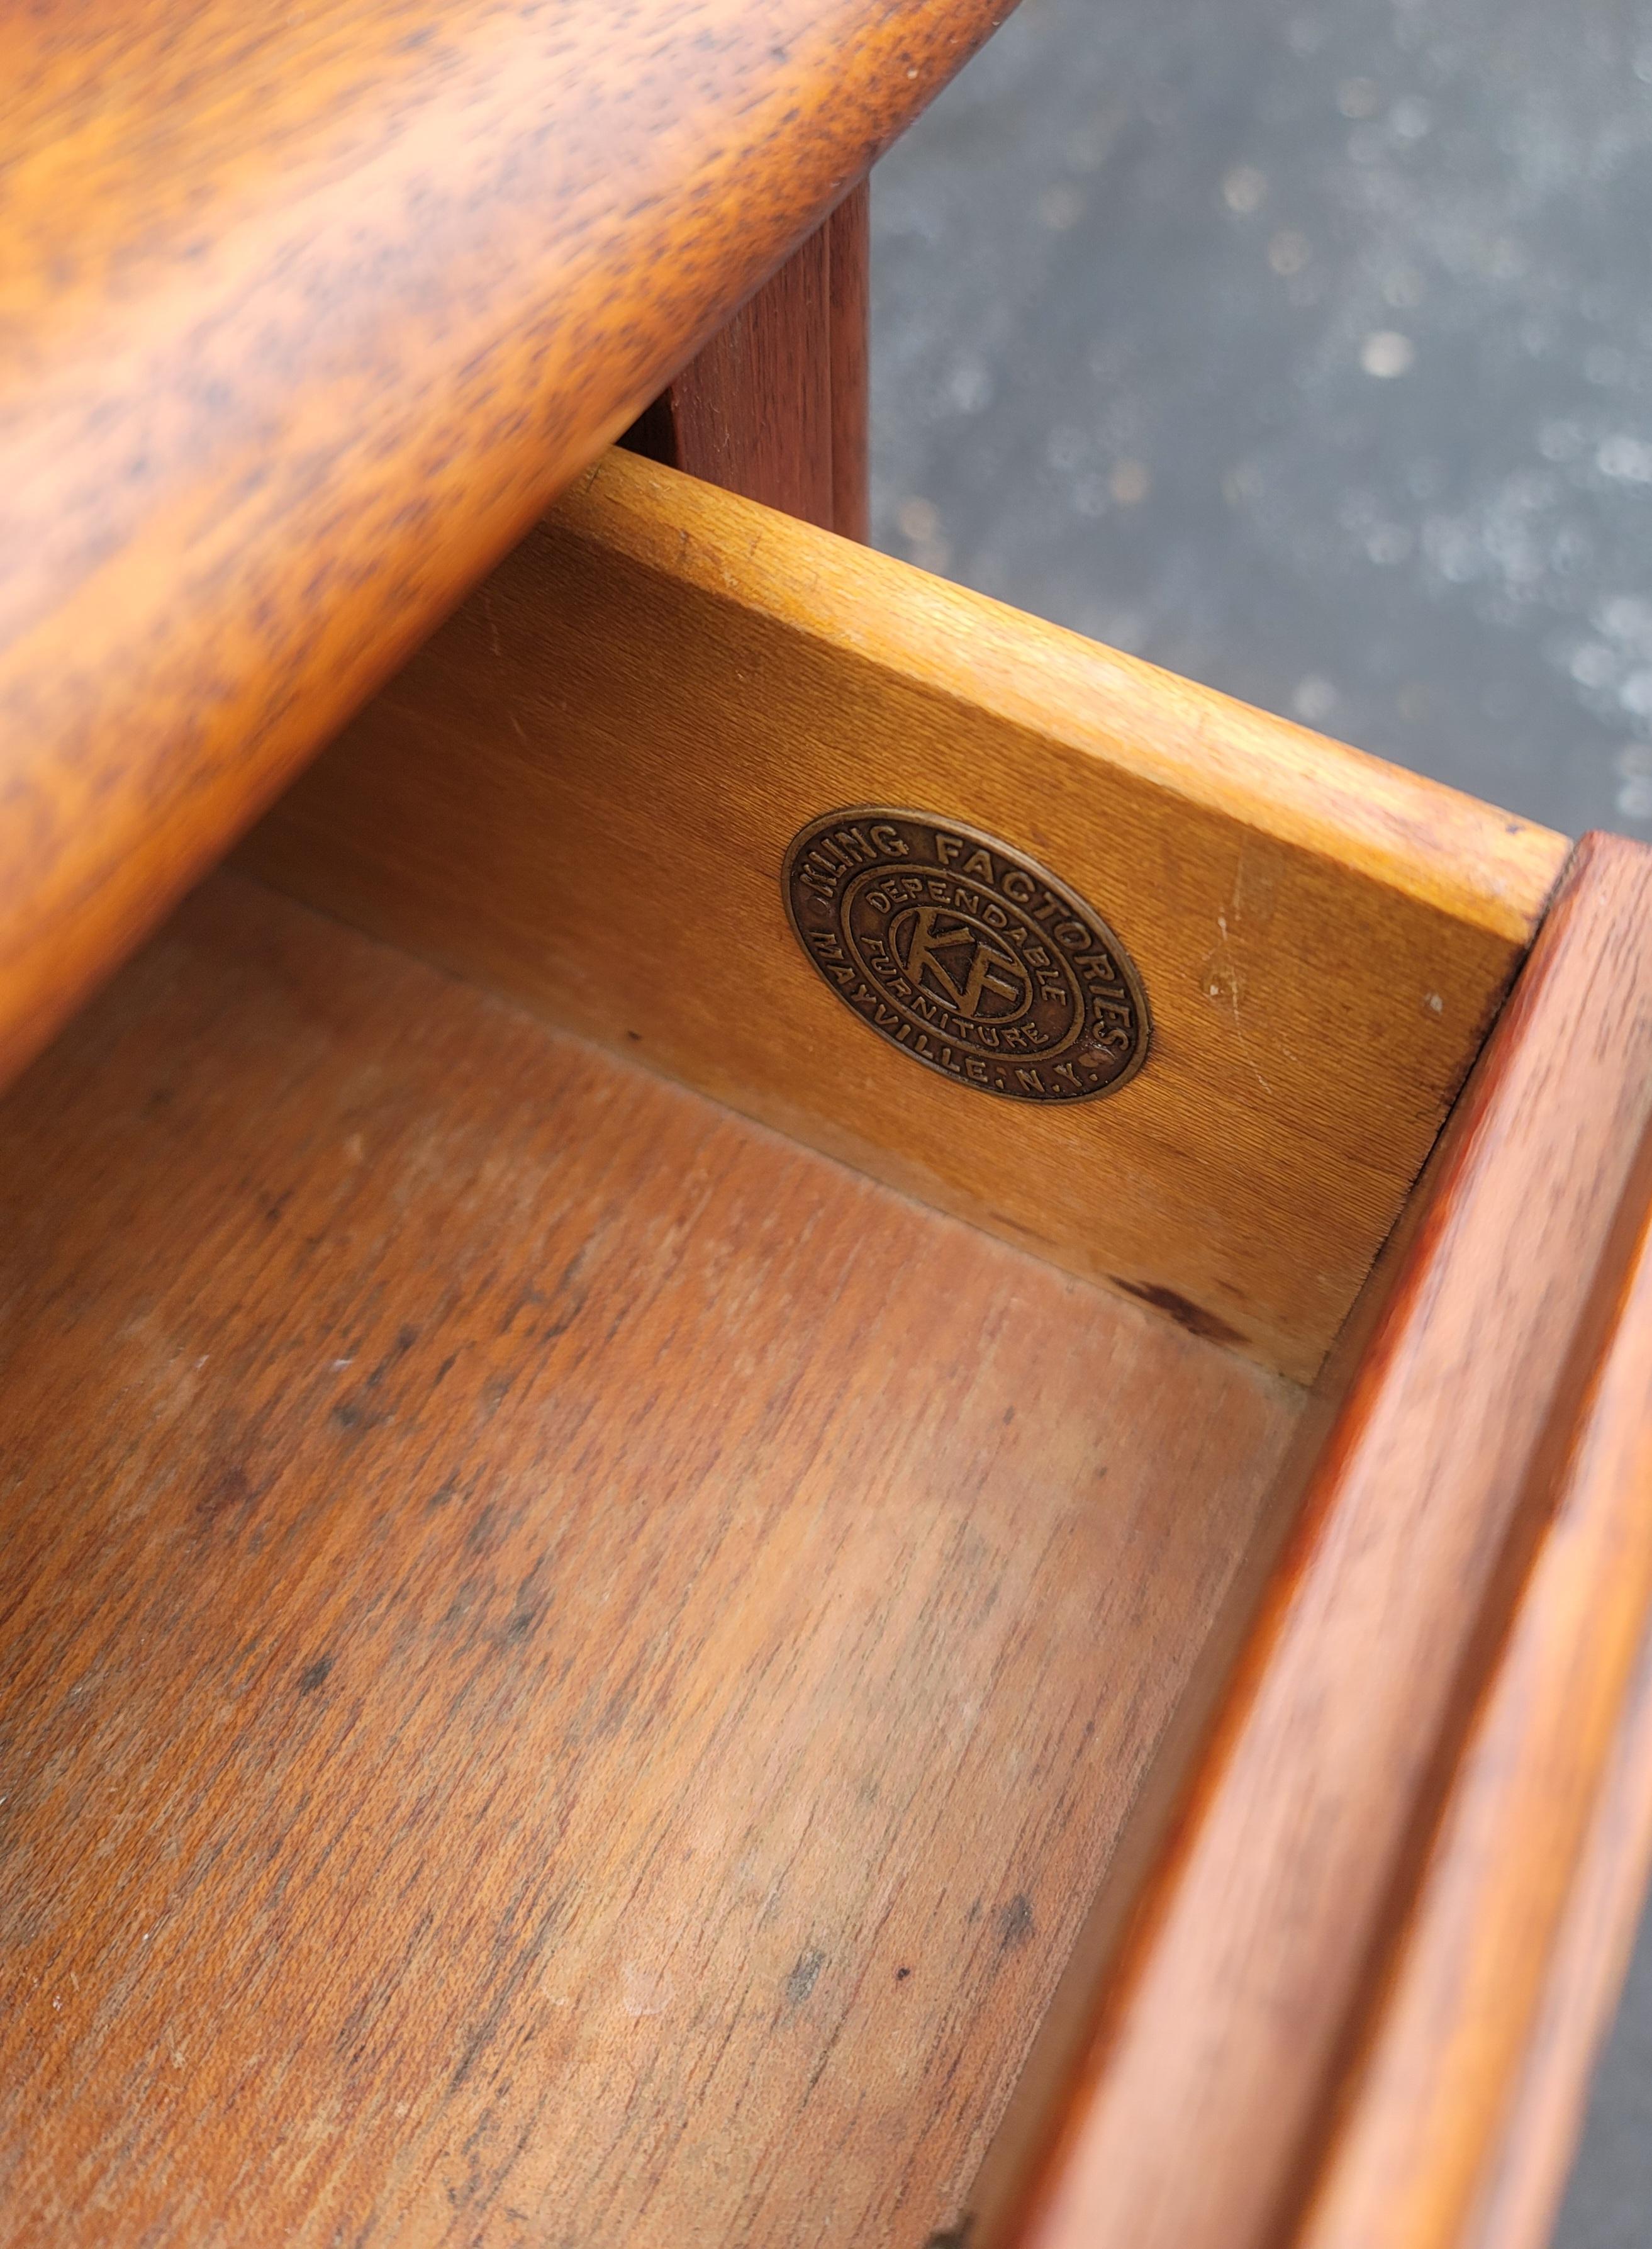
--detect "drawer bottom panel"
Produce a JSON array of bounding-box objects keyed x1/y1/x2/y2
[{"x1": 0, "y1": 872, "x2": 1300, "y2": 2248}]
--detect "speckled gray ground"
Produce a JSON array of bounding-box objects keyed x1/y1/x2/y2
[
  {"x1": 871, "y1": 0, "x2": 1652, "y2": 838},
  {"x1": 868, "y1": 1, "x2": 1652, "y2": 2236}
]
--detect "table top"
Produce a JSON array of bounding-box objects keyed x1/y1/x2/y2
[{"x1": 0, "y1": 0, "x2": 1011, "y2": 1091}]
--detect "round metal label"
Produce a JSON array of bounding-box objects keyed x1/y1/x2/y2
[{"x1": 781, "y1": 807, "x2": 1150, "y2": 1102}]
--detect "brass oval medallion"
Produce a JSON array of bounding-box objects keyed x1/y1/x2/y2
[{"x1": 782, "y1": 808, "x2": 1150, "y2": 1103}]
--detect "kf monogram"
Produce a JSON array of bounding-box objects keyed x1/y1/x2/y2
[{"x1": 896, "y1": 908, "x2": 1028, "y2": 1020}]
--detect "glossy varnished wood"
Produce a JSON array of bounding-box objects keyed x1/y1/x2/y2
[
  {"x1": 622, "y1": 177, "x2": 868, "y2": 536},
  {"x1": 985, "y1": 834, "x2": 1652, "y2": 2249},
  {"x1": 243, "y1": 447, "x2": 1567, "y2": 1381},
  {"x1": 1297, "y1": 1099, "x2": 1652, "y2": 2249},
  {"x1": 1463, "y1": 1593, "x2": 1652, "y2": 2249},
  {"x1": 0, "y1": 1, "x2": 1008, "y2": 1091},
  {"x1": 0, "y1": 873, "x2": 1299, "y2": 2248},
  {"x1": 620, "y1": 227, "x2": 831, "y2": 525},
  {"x1": 623, "y1": 205, "x2": 832, "y2": 530},
  {"x1": 829, "y1": 182, "x2": 872, "y2": 541}
]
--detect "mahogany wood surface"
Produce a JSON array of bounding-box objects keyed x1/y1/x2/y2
[
  {"x1": 622, "y1": 177, "x2": 868, "y2": 536},
  {"x1": 829, "y1": 183, "x2": 872, "y2": 542},
  {"x1": 0, "y1": 871, "x2": 1299, "y2": 2248},
  {"x1": 618, "y1": 222, "x2": 831, "y2": 528},
  {"x1": 0, "y1": 0, "x2": 1010, "y2": 1094},
  {"x1": 623, "y1": 203, "x2": 831, "y2": 530},
  {"x1": 243, "y1": 447, "x2": 1567, "y2": 1382},
  {"x1": 1462, "y1": 1586, "x2": 1652, "y2": 2249},
  {"x1": 985, "y1": 833, "x2": 1652, "y2": 2249},
  {"x1": 1297, "y1": 1101, "x2": 1652, "y2": 2249}
]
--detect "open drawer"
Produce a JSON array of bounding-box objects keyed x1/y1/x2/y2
[{"x1": 5, "y1": 448, "x2": 1652, "y2": 2249}]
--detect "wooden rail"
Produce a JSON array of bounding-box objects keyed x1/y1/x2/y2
[
  {"x1": 969, "y1": 833, "x2": 1652, "y2": 2249},
  {"x1": 0, "y1": 0, "x2": 1012, "y2": 1087}
]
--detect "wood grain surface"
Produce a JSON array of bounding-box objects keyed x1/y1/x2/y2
[
  {"x1": 243, "y1": 446, "x2": 1568, "y2": 1382},
  {"x1": 618, "y1": 224, "x2": 830, "y2": 526},
  {"x1": 985, "y1": 833, "x2": 1652, "y2": 2249},
  {"x1": 620, "y1": 175, "x2": 868, "y2": 533},
  {"x1": 0, "y1": 872, "x2": 1298, "y2": 2248},
  {"x1": 829, "y1": 183, "x2": 872, "y2": 541},
  {"x1": 1462, "y1": 1576, "x2": 1652, "y2": 2249},
  {"x1": 1295, "y1": 1100, "x2": 1652, "y2": 2249},
  {"x1": 0, "y1": 0, "x2": 1011, "y2": 1094}
]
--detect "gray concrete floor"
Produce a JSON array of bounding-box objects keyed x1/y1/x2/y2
[{"x1": 868, "y1": 0, "x2": 1652, "y2": 2235}]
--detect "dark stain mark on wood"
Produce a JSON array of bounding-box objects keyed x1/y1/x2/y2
[
  {"x1": 1110, "y1": 1277, "x2": 1247, "y2": 1349},
  {"x1": 331, "y1": 1399, "x2": 393, "y2": 1436},
  {"x1": 364, "y1": 1326, "x2": 420, "y2": 1389},
  {"x1": 784, "y1": 1948, "x2": 826, "y2": 2007},
  {"x1": 196, "y1": 1463, "x2": 257, "y2": 1525},
  {"x1": 298, "y1": 1656, "x2": 334, "y2": 1696},
  {"x1": 996, "y1": 1895, "x2": 1034, "y2": 1953}
]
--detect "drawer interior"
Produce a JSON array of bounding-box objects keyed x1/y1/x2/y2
[
  {"x1": 2, "y1": 872, "x2": 1297, "y2": 2244},
  {"x1": 0, "y1": 451, "x2": 1571, "y2": 2244}
]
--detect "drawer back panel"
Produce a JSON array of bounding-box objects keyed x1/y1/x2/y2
[{"x1": 241, "y1": 448, "x2": 1566, "y2": 1381}]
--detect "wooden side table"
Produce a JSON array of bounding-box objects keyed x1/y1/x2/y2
[{"x1": 3, "y1": 9, "x2": 1649, "y2": 2247}]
